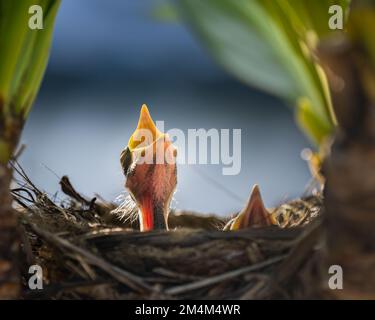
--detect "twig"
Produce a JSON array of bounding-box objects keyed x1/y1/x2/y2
[
  {"x1": 11, "y1": 187, "x2": 36, "y2": 203},
  {"x1": 10, "y1": 160, "x2": 42, "y2": 196},
  {"x1": 27, "y1": 221, "x2": 155, "y2": 294},
  {"x1": 12, "y1": 144, "x2": 26, "y2": 161},
  {"x1": 23, "y1": 280, "x2": 113, "y2": 299},
  {"x1": 20, "y1": 225, "x2": 35, "y2": 266},
  {"x1": 153, "y1": 267, "x2": 202, "y2": 281},
  {"x1": 273, "y1": 218, "x2": 322, "y2": 284},
  {"x1": 60, "y1": 176, "x2": 90, "y2": 205},
  {"x1": 240, "y1": 277, "x2": 268, "y2": 299},
  {"x1": 165, "y1": 254, "x2": 287, "y2": 295}
]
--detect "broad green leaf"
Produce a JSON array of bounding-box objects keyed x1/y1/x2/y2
[
  {"x1": 0, "y1": 0, "x2": 32, "y2": 110},
  {"x1": 177, "y1": 0, "x2": 351, "y2": 145},
  {"x1": 0, "y1": 0, "x2": 60, "y2": 163},
  {"x1": 14, "y1": 0, "x2": 60, "y2": 116},
  {"x1": 0, "y1": 0, "x2": 60, "y2": 116},
  {"x1": 178, "y1": 0, "x2": 300, "y2": 100}
]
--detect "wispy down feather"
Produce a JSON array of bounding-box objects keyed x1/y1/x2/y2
[{"x1": 110, "y1": 193, "x2": 138, "y2": 224}]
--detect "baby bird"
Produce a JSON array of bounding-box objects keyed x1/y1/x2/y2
[
  {"x1": 120, "y1": 104, "x2": 177, "y2": 231},
  {"x1": 119, "y1": 106, "x2": 313, "y2": 232},
  {"x1": 224, "y1": 185, "x2": 276, "y2": 230},
  {"x1": 225, "y1": 184, "x2": 322, "y2": 230}
]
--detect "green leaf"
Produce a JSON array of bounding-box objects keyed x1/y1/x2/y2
[
  {"x1": 0, "y1": 0, "x2": 60, "y2": 116},
  {"x1": 296, "y1": 98, "x2": 332, "y2": 146},
  {"x1": 14, "y1": 0, "x2": 60, "y2": 116},
  {"x1": 0, "y1": 0, "x2": 32, "y2": 110},
  {"x1": 280, "y1": 0, "x2": 351, "y2": 38},
  {"x1": 178, "y1": 0, "x2": 299, "y2": 99},
  {"x1": 177, "y1": 0, "x2": 350, "y2": 145},
  {"x1": 0, "y1": 0, "x2": 60, "y2": 163}
]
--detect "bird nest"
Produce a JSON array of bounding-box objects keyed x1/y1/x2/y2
[{"x1": 12, "y1": 163, "x2": 323, "y2": 299}]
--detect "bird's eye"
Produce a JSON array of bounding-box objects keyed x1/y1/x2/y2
[{"x1": 120, "y1": 147, "x2": 132, "y2": 176}]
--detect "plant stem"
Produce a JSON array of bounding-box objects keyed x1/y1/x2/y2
[
  {"x1": 0, "y1": 163, "x2": 20, "y2": 299},
  {"x1": 318, "y1": 4, "x2": 375, "y2": 297}
]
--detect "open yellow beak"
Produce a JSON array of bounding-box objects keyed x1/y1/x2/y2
[
  {"x1": 228, "y1": 185, "x2": 276, "y2": 230},
  {"x1": 128, "y1": 104, "x2": 164, "y2": 151}
]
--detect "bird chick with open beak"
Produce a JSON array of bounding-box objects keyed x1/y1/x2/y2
[
  {"x1": 120, "y1": 104, "x2": 177, "y2": 232},
  {"x1": 224, "y1": 185, "x2": 276, "y2": 230}
]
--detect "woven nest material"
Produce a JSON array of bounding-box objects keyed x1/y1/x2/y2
[{"x1": 12, "y1": 163, "x2": 323, "y2": 299}]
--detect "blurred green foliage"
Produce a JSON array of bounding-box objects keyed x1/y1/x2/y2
[
  {"x1": 176, "y1": 0, "x2": 352, "y2": 146},
  {"x1": 0, "y1": 0, "x2": 60, "y2": 162}
]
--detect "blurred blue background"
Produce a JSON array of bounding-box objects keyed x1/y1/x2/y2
[{"x1": 19, "y1": 0, "x2": 311, "y2": 215}]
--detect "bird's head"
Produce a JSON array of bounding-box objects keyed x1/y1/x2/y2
[
  {"x1": 225, "y1": 185, "x2": 276, "y2": 230},
  {"x1": 120, "y1": 104, "x2": 177, "y2": 231}
]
